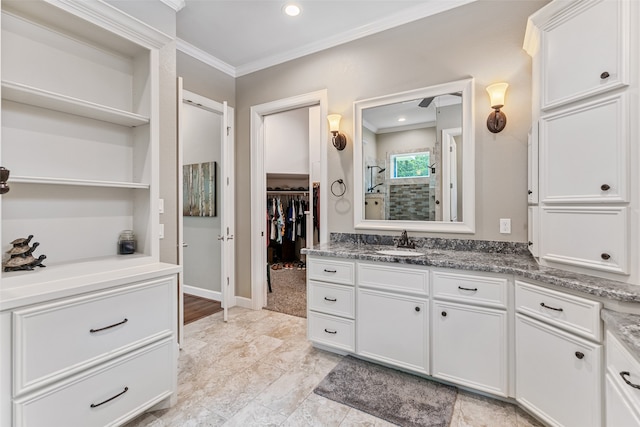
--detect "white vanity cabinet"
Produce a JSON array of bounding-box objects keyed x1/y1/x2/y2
[
  {"x1": 605, "y1": 330, "x2": 640, "y2": 426},
  {"x1": 524, "y1": 0, "x2": 638, "y2": 284},
  {"x1": 356, "y1": 262, "x2": 429, "y2": 374},
  {"x1": 431, "y1": 271, "x2": 509, "y2": 396},
  {"x1": 515, "y1": 281, "x2": 603, "y2": 427},
  {"x1": 307, "y1": 257, "x2": 356, "y2": 352}
]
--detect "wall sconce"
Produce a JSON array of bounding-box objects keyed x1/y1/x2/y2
[
  {"x1": 486, "y1": 82, "x2": 508, "y2": 133},
  {"x1": 327, "y1": 114, "x2": 347, "y2": 150}
]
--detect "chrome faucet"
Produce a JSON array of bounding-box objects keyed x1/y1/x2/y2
[{"x1": 396, "y1": 230, "x2": 415, "y2": 249}]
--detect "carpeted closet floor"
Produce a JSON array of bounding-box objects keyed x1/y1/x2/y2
[{"x1": 265, "y1": 264, "x2": 307, "y2": 318}]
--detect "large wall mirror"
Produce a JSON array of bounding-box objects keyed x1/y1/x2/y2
[{"x1": 353, "y1": 78, "x2": 475, "y2": 233}]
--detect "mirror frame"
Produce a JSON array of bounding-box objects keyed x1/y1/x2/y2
[{"x1": 353, "y1": 78, "x2": 475, "y2": 233}]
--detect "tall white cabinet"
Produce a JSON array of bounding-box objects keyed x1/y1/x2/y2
[
  {"x1": 0, "y1": 1, "x2": 179, "y2": 426},
  {"x1": 524, "y1": 0, "x2": 639, "y2": 284}
]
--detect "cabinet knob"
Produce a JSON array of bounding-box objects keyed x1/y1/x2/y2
[
  {"x1": 441, "y1": 311, "x2": 447, "y2": 317},
  {"x1": 435, "y1": 200, "x2": 440, "y2": 205},
  {"x1": 365, "y1": 201, "x2": 368, "y2": 205},
  {"x1": 575, "y1": 351, "x2": 585, "y2": 360},
  {"x1": 601, "y1": 184, "x2": 610, "y2": 191},
  {"x1": 601, "y1": 253, "x2": 611, "y2": 260},
  {"x1": 415, "y1": 306, "x2": 421, "y2": 312},
  {"x1": 600, "y1": 71, "x2": 610, "y2": 79},
  {"x1": 528, "y1": 241, "x2": 534, "y2": 246},
  {"x1": 528, "y1": 190, "x2": 533, "y2": 195}
]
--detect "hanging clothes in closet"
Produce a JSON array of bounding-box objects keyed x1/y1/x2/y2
[{"x1": 266, "y1": 192, "x2": 309, "y2": 263}]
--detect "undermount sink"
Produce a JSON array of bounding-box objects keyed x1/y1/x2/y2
[{"x1": 375, "y1": 249, "x2": 422, "y2": 257}]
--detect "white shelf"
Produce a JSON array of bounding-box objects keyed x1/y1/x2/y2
[
  {"x1": 1, "y1": 81, "x2": 149, "y2": 127},
  {"x1": 11, "y1": 176, "x2": 150, "y2": 189}
]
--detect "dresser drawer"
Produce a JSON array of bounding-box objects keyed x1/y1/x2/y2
[
  {"x1": 13, "y1": 276, "x2": 175, "y2": 395},
  {"x1": 432, "y1": 271, "x2": 507, "y2": 308},
  {"x1": 308, "y1": 312, "x2": 355, "y2": 352},
  {"x1": 358, "y1": 262, "x2": 428, "y2": 296},
  {"x1": 515, "y1": 280, "x2": 601, "y2": 341},
  {"x1": 307, "y1": 258, "x2": 355, "y2": 286},
  {"x1": 606, "y1": 330, "x2": 640, "y2": 412},
  {"x1": 13, "y1": 338, "x2": 174, "y2": 427},
  {"x1": 308, "y1": 280, "x2": 355, "y2": 319}
]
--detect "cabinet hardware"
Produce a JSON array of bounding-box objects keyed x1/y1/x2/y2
[
  {"x1": 441, "y1": 311, "x2": 447, "y2": 317},
  {"x1": 528, "y1": 241, "x2": 533, "y2": 246},
  {"x1": 575, "y1": 351, "x2": 585, "y2": 360},
  {"x1": 540, "y1": 302, "x2": 563, "y2": 312},
  {"x1": 324, "y1": 328, "x2": 337, "y2": 334},
  {"x1": 458, "y1": 286, "x2": 478, "y2": 292},
  {"x1": 324, "y1": 297, "x2": 337, "y2": 302},
  {"x1": 528, "y1": 190, "x2": 533, "y2": 195},
  {"x1": 600, "y1": 184, "x2": 610, "y2": 191},
  {"x1": 323, "y1": 269, "x2": 337, "y2": 273},
  {"x1": 600, "y1": 71, "x2": 610, "y2": 79},
  {"x1": 601, "y1": 253, "x2": 611, "y2": 260},
  {"x1": 90, "y1": 318, "x2": 128, "y2": 333},
  {"x1": 90, "y1": 387, "x2": 128, "y2": 408},
  {"x1": 620, "y1": 371, "x2": 640, "y2": 389},
  {"x1": 415, "y1": 306, "x2": 421, "y2": 312}
]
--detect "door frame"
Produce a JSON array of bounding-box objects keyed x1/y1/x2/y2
[
  {"x1": 250, "y1": 90, "x2": 328, "y2": 310},
  {"x1": 441, "y1": 127, "x2": 461, "y2": 222}
]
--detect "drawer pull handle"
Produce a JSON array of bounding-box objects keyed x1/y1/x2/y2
[
  {"x1": 90, "y1": 387, "x2": 129, "y2": 408},
  {"x1": 601, "y1": 253, "x2": 611, "y2": 260},
  {"x1": 323, "y1": 269, "x2": 337, "y2": 273},
  {"x1": 324, "y1": 297, "x2": 337, "y2": 302},
  {"x1": 324, "y1": 328, "x2": 337, "y2": 334},
  {"x1": 575, "y1": 351, "x2": 584, "y2": 360},
  {"x1": 458, "y1": 286, "x2": 478, "y2": 292},
  {"x1": 600, "y1": 71, "x2": 610, "y2": 79},
  {"x1": 415, "y1": 306, "x2": 421, "y2": 312},
  {"x1": 620, "y1": 372, "x2": 640, "y2": 389},
  {"x1": 540, "y1": 302, "x2": 563, "y2": 312},
  {"x1": 441, "y1": 311, "x2": 447, "y2": 317},
  {"x1": 601, "y1": 184, "x2": 610, "y2": 191},
  {"x1": 90, "y1": 318, "x2": 128, "y2": 333}
]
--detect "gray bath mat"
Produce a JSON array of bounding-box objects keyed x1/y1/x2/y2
[{"x1": 314, "y1": 356, "x2": 457, "y2": 427}]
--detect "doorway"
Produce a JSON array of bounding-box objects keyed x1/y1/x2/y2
[
  {"x1": 178, "y1": 81, "x2": 235, "y2": 338},
  {"x1": 250, "y1": 90, "x2": 328, "y2": 311}
]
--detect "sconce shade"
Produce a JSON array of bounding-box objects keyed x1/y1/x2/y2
[
  {"x1": 327, "y1": 114, "x2": 342, "y2": 132},
  {"x1": 327, "y1": 114, "x2": 347, "y2": 150},
  {"x1": 486, "y1": 82, "x2": 508, "y2": 109}
]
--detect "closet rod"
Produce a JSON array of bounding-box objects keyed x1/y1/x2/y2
[{"x1": 266, "y1": 190, "x2": 309, "y2": 195}]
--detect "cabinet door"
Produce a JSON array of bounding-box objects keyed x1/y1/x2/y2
[
  {"x1": 541, "y1": 0, "x2": 628, "y2": 109},
  {"x1": 540, "y1": 94, "x2": 627, "y2": 203},
  {"x1": 606, "y1": 374, "x2": 640, "y2": 427},
  {"x1": 432, "y1": 301, "x2": 507, "y2": 396},
  {"x1": 540, "y1": 206, "x2": 628, "y2": 275},
  {"x1": 516, "y1": 314, "x2": 602, "y2": 427},
  {"x1": 357, "y1": 289, "x2": 428, "y2": 374},
  {"x1": 527, "y1": 206, "x2": 539, "y2": 257},
  {"x1": 527, "y1": 124, "x2": 539, "y2": 204}
]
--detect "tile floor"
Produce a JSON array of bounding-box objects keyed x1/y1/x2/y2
[{"x1": 125, "y1": 307, "x2": 544, "y2": 427}]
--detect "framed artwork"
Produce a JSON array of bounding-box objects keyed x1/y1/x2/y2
[{"x1": 183, "y1": 161, "x2": 217, "y2": 217}]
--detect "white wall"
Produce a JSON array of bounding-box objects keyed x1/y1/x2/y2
[{"x1": 265, "y1": 108, "x2": 310, "y2": 175}]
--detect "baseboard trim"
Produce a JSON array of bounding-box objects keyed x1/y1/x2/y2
[
  {"x1": 233, "y1": 296, "x2": 253, "y2": 309},
  {"x1": 183, "y1": 285, "x2": 221, "y2": 302}
]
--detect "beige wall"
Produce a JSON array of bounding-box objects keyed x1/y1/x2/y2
[
  {"x1": 177, "y1": 52, "x2": 236, "y2": 107},
  {"x1": 232, "y1": 0, "x2": 549, "y2": 297}
]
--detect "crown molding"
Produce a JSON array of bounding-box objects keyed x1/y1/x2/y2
[
  {"x1": 177, "y1": 38, "x2": 237, "y2": 77},
  {"x1": 159, "y1": 0, "x2": 185, "y2": 12},
  {"x1": 235, "y1": 0, "x2": 477, "y2": 76},
  {"x1": 46, "y1": 0, "x2": 172, "y2": 48}
]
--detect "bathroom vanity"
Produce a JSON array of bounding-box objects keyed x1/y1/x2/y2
[{"x1": 303, "y1": 236, "x2": 640, "y2": 427}]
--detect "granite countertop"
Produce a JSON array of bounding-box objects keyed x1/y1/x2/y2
[
  {"x1": 602, "y1": 309, "x2": 640, "y2": 364},
  {"x1": 302, "y1": 238, "x2": 640, "y2": 304}
]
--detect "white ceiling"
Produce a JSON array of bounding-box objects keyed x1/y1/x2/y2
[{"x1": 175, "y1": 0, "x2": 476, "y2": 77}]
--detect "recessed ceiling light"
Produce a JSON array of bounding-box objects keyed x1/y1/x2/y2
[
  {"x1": 398, "y1": 117, "x2": 406, "y2": 122},
  {"x1": 283, "y1": 3, "x2": 301, "y2": 17}
]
